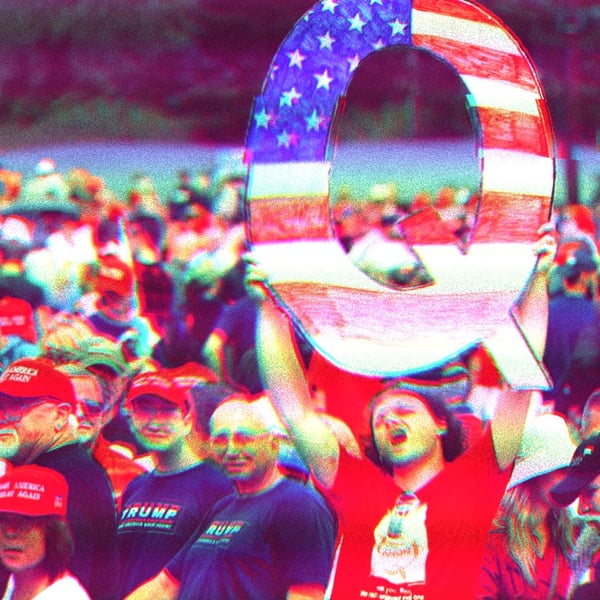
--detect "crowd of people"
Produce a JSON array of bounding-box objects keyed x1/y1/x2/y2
[{"x1": 0, "y1": 156, "x2": 599, "y2": 599}]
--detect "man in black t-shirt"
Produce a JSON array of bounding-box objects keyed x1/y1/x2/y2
[
  {"x1": 117, "y1": 369, "x2": 233, "y2": 598},
  {"x1": 125, "y1": 395, "x2": 337, "y2": 600}
]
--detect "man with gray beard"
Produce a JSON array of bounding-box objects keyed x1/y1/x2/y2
[{"x1": 0, "y1": 357, "x2": 118, "y2": 600}]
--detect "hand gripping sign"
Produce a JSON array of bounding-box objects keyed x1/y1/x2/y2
[{"x1": 244, "y1": 0, "x2": 555, "y2": 389}]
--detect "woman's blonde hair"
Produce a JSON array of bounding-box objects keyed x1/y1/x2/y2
[{"x1": 494, "y1": 477, "x2": 577, "y2": 587}]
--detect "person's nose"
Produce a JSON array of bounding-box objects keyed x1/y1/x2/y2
[
  {"x1": 382, "y1": 413, "x2": 402, "y2": 428},
  {"x1": 223, "y1": 438, "x2": 242, "y2": 455},
  {"x1": 578, "y1": 497, "x2": 591, "y2": 515}
]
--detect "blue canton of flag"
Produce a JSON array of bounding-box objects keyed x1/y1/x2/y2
[{"x1": 246, "y1": 0, "x2": 412, "y2": 163}]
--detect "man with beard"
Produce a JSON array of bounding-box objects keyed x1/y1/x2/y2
[{"x1": 0, "y1": 357, "x2": 117, "y2": 600}]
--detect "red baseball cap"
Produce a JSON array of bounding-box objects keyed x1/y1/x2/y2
[
  {"x1": 95, "y1": 255, "x2": 135, "y2": 298},
  {"x1": 171, "y1": 362, "x2": 219, "y2": 391},
  {"x1": 0, "y1": 358, "x2": 77, "y2": 407},
  {"x1": 126, "y1": 370, "x2": 191, "y2": 414},
  {"x1": 0, "y1": 297, "x2": 37, "y2": 343},
  {"x1": 0, "y1": 465, "x2": 68, "y2": 518}
]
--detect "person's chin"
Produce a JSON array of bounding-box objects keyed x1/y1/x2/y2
[
  {"x1": 0, "y1": 430, "x2": 19, "y2": 460},
  {"x1": 223, "y1": 462, "x2": 252, "y2": 478},
  {"x1": 77, "y1": 426, "x2": 94, "y2": 444},
  {"x1": 138, "y1": 434, "x2": 174, "y2": 452}
]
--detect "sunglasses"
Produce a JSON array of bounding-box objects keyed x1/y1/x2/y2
[{"x1": 0, "y1": 399, "x2": 49, "y2": 424}]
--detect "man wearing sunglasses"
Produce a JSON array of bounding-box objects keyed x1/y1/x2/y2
[{"x1": 0, "y1": 357, "x2": 118, "y2": 600}]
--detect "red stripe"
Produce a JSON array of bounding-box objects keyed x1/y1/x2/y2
[
  {"x1": 248, "y1": 196, "x2": 333, "y2": 244},
  {"x1": 471, "y1": 191, "x2": 552, "y2": 243},
  {"x1": 413, "y1": 0, "x2": 495, "y2": 25},
  {"x1": 413, "y1": 35, "x2": 538, "y2": 92},
  {"x1": 477, "y1": 107, "x2": 552, "y2": 156},
  {"x1": 399, "y1": 207, "x2": 461, "y2": 247}
]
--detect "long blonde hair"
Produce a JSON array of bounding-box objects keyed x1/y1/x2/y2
[{"x1": 494, "y1": 478, "x2": 577, "y2": 588}]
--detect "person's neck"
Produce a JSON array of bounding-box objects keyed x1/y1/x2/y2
[
  {"x1": 235, "y1": 467, "x2": 284, "y2": 496},
  {"x1": 153, "y1": 442, "x2": 201, "y2": 473},
  {"x1": 11, "y1": 565, "x2": 52, "y2": 600},
  {"x1": 392, "y1": 451, "x2": 446, "y2": 493},
  {"x1": 48, "y1": 429, "x2": 79, "y2": 454},
  {"x1": 16, "y1": 431, "x2": 78, "y2": 464}
]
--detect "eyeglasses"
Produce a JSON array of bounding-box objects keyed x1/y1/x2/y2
[
  {"x1": 0, "y1": 399, "x2": 49, "y2": 424},
  {"x1": 387, "y1": 492, "x2": 420, "y2": 537}
]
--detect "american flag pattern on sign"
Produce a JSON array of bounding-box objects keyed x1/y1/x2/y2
[{"x1": 244, "y1": 0, "x2": 554, "y2": 387}]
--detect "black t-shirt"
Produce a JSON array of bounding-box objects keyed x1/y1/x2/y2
[
  {"x1": 117, "y1": 462, "x2": 233, "y2": 598},
  {"x1": 33, "y1": 443, "x2": 118, "y2": 600},
  {"x1": 167, "y1": 478, "x2": 337, "y2": 600},
  {"x1": 212, "y1": 296, "x2": 261, "y2": 393}
]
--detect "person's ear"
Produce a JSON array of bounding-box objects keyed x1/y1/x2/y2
[
  {"x1": 434, "y1": 417, "x2": 448, "y2": 436},
  {"x1": 54, "y1": 403, "x2": 73, "y2": 432},
  {"x1": 182, "y1": 411, "x2": 194, "y2": 435}
]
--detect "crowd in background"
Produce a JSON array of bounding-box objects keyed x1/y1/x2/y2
[{"x1": 0, "y1": 157, "x2": 600, "y2": 598}]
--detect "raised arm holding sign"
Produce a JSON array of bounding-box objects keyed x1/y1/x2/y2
[{"x1": 245, "y1": 0, "x2": 557, "y2": 598}]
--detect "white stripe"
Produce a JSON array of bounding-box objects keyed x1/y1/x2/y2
[
  {"x1": 251, "y1": 240, "x2": 382, "y2": 290},
  {"x1": 247, "y1": 161, "x2": 331, "y2": 198},
  {"x1": 311, "y1": 332, "x2": 548, "y2": 387},
  {"x1": 462, "y1": 75, "x2": 541, "y2": 115},
  {"x1": 412, "y1": 9, "x2": 520, "y2": 55},
  {"x1": 482, "y1": 149, "x2": 554, "y2": 196}
]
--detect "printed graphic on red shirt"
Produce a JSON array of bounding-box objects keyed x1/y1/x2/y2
[{"x1": 370, "y1": 498, "x2": 428, "y2": 586}]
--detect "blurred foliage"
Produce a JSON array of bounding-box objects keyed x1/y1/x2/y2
[{"x1": 0, "y1": 0, "x2": 597, "y2": 147}]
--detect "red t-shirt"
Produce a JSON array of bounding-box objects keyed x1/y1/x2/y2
[
  {"x1": 328, "y1": 428, "x2": 511, "y2": 600},
  {"x1": 477, "y1": 528, "x2": 572, "y2": 599}
]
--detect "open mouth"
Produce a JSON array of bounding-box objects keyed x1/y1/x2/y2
[{"x1": 389, "y1": 428, "x2": 408, "y2": 445}]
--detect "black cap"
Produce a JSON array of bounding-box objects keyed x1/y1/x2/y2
[{"x1": 550, "y1": 433, "x2": 600, "y2": 506}]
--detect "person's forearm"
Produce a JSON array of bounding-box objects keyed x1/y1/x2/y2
[
  {"x1": 514, "y1": 227, "x2": 554, "y2": 359},
  {"x1": 287, "y1": 583, "x2": 326, "y2": 599},
  {"x1": 123, "y1": 570, "x2": 179, "y2": 600},
  {"x1": 257, "y1": 301, "x2": 314, "y2": 422},
  {"x1": 257, "y1": 300, "x2": 340, "y2": 488}
]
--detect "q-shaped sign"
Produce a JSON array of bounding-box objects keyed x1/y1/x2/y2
[{"x1": 244, "y1": 0, "x2": 555, "y2": 389}]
